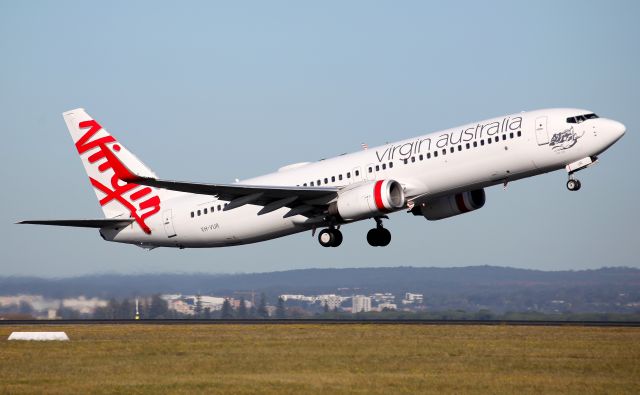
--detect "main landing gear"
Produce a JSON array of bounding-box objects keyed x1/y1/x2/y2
[
  {"x1": 318, "y1": 227, "x2": 343, "y2": 247},
  {"x1": 317, "y1": 218, "x2": 392, "y2": 247},
  {"x1": 367, "y1": 217, "x2": 391, "y2": 247}
]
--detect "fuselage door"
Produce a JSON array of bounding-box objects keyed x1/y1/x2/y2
[
  {"x1": 162, "y1": 209, "x2": 177, "y2": 238},
  {"x1": 535, "y1": 116, "x2": 549, "y2": 145}
]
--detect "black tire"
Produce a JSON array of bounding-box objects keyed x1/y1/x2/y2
[
  {"x1": 574, "y1": 180, "x2": 582, "y2": 191},
  {"x1": 318, "y1": 229, "x2": 334, "y2": 247},
  {"x1": 378, "y1": 228, "x2": 391, "y2": 247},
  {"x1": 367, "y1": 229, "x2": 380, "y2": 246},
  {"x1": 332, "y1": 230, "x2": 343, "y2": 247},
  {"x1": 567, "y1": 179, "x2": 578, "y2": 191}
]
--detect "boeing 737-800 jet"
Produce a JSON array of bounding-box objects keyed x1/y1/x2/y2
[{"x1": 19, "y1": 108, "x2": 625, "y2": 249}]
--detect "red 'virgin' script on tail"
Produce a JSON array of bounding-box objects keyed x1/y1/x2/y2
[{"x1": 76, "y1": 120, "x2": 160, "y2": 234}]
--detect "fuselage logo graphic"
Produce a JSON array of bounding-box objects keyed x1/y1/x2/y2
[
  {"x1": 549, "y1": 127, "x2": 584, "y2": 151},
  {"x1": 75, "y1": 120, "x2": 160, "y2": 234}
]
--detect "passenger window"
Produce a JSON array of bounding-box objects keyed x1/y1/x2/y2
[
  {"x1": 382, "y1": 163, "x2": 387, "y2": 169},
  {"x1": 434, "y1": 151, "x2": 438, "y2": 157},
  {"x1": 197, "y1": 210, "x2": 201, "y2": 216},
  {"x1": 217, "y1": 205, "x2": 222, "y2": 211},
  {"x1": 517, "y1": 131, "x2": 522, "y2": 137},
  {"x1": 303, "y1": 183, "x2": 307, "y2": 186},
  {"x1": 458, "y1": 145, "x2": 462, "y2": 151},
  {"x1": 442, "y1": 149, "x2": 446, "y2": 155},
  {"x1": 355, "y1": 170, "x2": 360, "y2": 176},
  {"x1": 389, "y1": 162, "x2": 393, "y2": 168},
  {"x1": 450, "y1": 147, "x2": 455, "y2": 153},
  {"x1": 510, "y1": 132, "x2": 514, "y2": 138},
  {"x1": 310, "y1": 181, "x2": 314, "y2": 186},
  {"x1": 419, "y1": 154, "x2": 423, "y2": 161},
  {"x1": 368, "y1": 167, "x2": 373, "y2": 173},
  {"x1": 481, "y1": 140, "x2": 485, "y2": 146},
  {"x1": 347, "y1": 172, "x2": 351, "y2": 178},
  {"x1": 317, "y1": 180, "x2": 322, "y2": 185},
  {"x1": 331, "y1": 176, "x2": 335, "y2": 182},
  {"x1": 204, "y1": 208, "x2": 208, "y2": 214},
  {"x1": 466, "y1": 143, "x2": 470, "y2": 149},
  {"x1": 338, "y1": 174, "x2": 343, "y2": 181},
  {"x1": 324, "y1": 178, "x2": 328, "y2": 184},
  {"x1": 488, "y1": 138, "x2": 492, "y2": 144},
  {"x1": 375, "y1": 165, "x2": 380, "y2": 171},
  {"x1": 403, "y1": 158, "x2": 408, "y2": 164},
  {"x1": 191, "y1": 212, "x2": 194, "y2": 218},
  {"x1": 409, "y1": 157, "x2": 414, "y2": 163},
  {"x1": 495, "y1": 136, "x2": 499, "y2": 142},
  {"x1": 427, "y1": 152, "x2": 431, "y2": 159},
  {"x1": 502, "y1": 134, "x2": 507, "y2": 141}
]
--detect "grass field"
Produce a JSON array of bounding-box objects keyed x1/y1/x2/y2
[{"x1": 1, "y1": 324, "x2": 639, "y2": 394}]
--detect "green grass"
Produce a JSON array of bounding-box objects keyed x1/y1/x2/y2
[{"x1": 1, "y1": 324, "x2": 639, "y2": 394}]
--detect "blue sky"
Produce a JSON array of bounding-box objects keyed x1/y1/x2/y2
[{"x1": 1, "y1": 1, "x2": 638, "y2": 277}]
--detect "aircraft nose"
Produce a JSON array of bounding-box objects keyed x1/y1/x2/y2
[{"x1": 610, "y1": 120, "x2": 626, "y2": 140}]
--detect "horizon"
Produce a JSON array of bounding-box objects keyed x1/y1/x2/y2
[{"x1": 1, "y1": 264, "x2": 637, "y2": 280}]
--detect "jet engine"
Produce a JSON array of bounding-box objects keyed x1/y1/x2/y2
[
  {"x1": 412, "y1": 189, "x2": 485, "y2": 220},
  {"x1": 329, "y1": 180, "x2": 405, "y2": 221}
]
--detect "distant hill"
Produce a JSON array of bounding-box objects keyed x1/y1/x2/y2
[{"x1": 1, "y1": 266, "x2": 639, "y2": 313}]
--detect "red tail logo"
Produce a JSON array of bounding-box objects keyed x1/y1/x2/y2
[{"x1": 76, "y1": 120, "x2": 160, "y2": 234}]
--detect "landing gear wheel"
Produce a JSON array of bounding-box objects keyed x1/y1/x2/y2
[
  {"x1": 378, "y1": 228, "x2": 391, "y2": 247},
  {"x1": 367, "y1": 227, "x2": 392, "y2": 247},
  {"x1": 367, "y1": 229, "x2": 379, "y2": 246},
  {"x1": 318, "y1": 228, "x2": 343, "y2": 247},
  {"x1": 567, "y1": 179, "x2": 581, "y2": 191}
]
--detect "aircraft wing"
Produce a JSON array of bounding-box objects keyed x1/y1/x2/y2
[
  {"x1": 131, "y1": 176, "x2": 339, "y2": 215},
  {"x1": 105, "y1": 145, "x2": 339, "y2": 217},
  {"x1": 16, "y1": 219, "x2": 135, "y2": 228}
]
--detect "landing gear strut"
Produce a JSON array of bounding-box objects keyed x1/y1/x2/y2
[
  {"x1": 367, "y1": 217, "x2": 391, "y2": 247},
  {"x1": 318, "y1": 227, "x2": 343, "y2": 247}
]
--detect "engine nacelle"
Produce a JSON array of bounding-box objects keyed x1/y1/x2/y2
[
  {"x1": 329, "y1": 180, "x2": 406, "y2": 221},
  {"x1": 413, "y1": 189, "x2": 486, "y2": 220}
]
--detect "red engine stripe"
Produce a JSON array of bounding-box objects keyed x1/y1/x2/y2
[
  {"x1": 455, "y1": 193, "x2": 470, "y2": 213},
  {"x1": 374, "y1": 180, "x2": 387, "y2": 211}
]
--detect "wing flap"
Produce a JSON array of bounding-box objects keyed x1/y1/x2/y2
[{"x1": 17, "y1": 219, "x2": 135, "y2": 228}]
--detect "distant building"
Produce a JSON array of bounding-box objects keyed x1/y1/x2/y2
[
  {"x1": 352, "y1": 295, "x2": 371, "y2": 313},
  {"x1": 370, "y1": 293, "x2": 395, "y2": 303},
  {"x1": 402, "y1": 293, "x2": 424, "y2": 305},
  {"x1": 316, "y1": 295, "x2": 344, "y2": 310},
  {"x1": 377, "y1": 303, "x2": 397, "y2": 311}
]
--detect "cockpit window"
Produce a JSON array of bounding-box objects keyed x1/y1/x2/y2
[{"x1": 567, "y1": 113, "x2": 599, "y2": 124}]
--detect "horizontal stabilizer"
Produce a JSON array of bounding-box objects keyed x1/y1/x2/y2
[{"x1": 17, "y1": 219, "x2": 134, "y2": 228}]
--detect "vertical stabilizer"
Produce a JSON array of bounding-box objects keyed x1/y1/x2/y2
[{"x1": 62, "y1": 108, "x2": 162, "y2": 234}]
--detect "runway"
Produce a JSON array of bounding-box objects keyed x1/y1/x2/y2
[{"x1": 1, "y1": 319, "x2": 639, "y2": 326}]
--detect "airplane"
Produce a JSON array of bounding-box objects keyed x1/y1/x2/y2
[{"x1": 18, "y1": 108, "x2": 625, "y2": 249}]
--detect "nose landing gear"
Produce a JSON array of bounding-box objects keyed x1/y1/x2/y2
[
  {"x1": 566, "y1": 178, "x2": 582, "y2": 191},
  {"x1": 367, "y1": 217, "x2": 391, "y2": 247}
]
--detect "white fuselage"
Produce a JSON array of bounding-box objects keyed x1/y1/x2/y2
[{"x1": 100, "y1": 108, "x2": 625, "y2": 248}]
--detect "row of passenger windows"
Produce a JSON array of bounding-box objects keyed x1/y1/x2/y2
[
  {"x1": 296, "y1": 131, "x2": 523, "y2": 188},
  {"x1": 567, "y1": 113, "x2": 598, "y2": 124},
  {"x1": 300, "y1": 166, "x2": 373, "y2": 187},
  {"x1": 191, "y1": 203, "x2": 227, "y2": 218},
  {"x1": 190, "y1": 131, "x2": 525, "y2": 217},
  {"x1": 402, "y1": 130, "x2": 522, "y2": 164}
]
